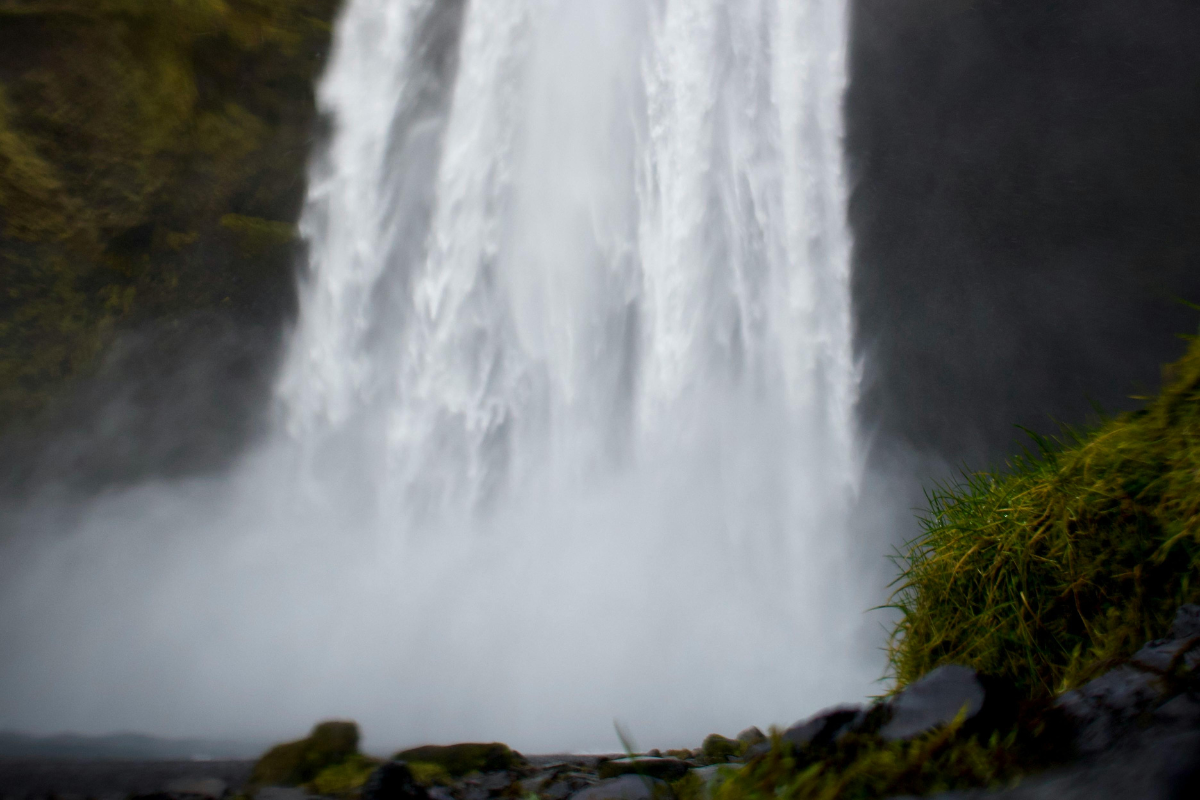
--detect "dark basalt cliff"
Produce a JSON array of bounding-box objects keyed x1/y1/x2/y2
[{"x1": 847, "y1": 0, "x2": 1200, "y2": 470}]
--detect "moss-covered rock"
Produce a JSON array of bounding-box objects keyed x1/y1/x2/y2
[
  {"x1": 250, "y1": 720, "x2": 362, "y2": 788},
  {"x1": 308, "y1": 753, "x2": 383, "y2": 798},
  {"x1": 0, "y1": 0, "x2": 337, "y2": 429},
  {"x1": 700, "y1": 735, "x2": 739, "y2": 764},
  {"x1": 392, "y1": 743, "x2": 527, "y2": 778}
]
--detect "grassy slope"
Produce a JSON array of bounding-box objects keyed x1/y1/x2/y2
[
  {"x1": 0, "y1": 0, "x2": 337, "y2": 425},
  {"x1": 889, "y1": 331, "x2": 1200, "y2": 697}
]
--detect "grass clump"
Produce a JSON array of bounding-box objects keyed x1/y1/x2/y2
[
  {"x1": 250, "y1": 720, "x2": 362, "y2": 788},
  {"x1": 711, "y1": 721, "x2": 1030, "y2": 800},
  {"x1": 888, "y1": 333, "x2": 1200, "y2": 698}
]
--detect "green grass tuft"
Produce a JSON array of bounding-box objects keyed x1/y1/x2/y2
[{"x1": 887, "y1": 332, "x2": 1200, "y2": 697}]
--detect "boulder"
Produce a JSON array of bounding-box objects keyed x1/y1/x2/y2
[
  {"x1": 1131, "y1": 637, "x2": 1200, "y2": 673},
  {"x1": 1169, "y1": 604, "x2": 1200, "y2": 640},
  {"x1": 569, "y1": 776, "x2": 669, "y2": 800},
  {"x1": 250, "y1": 721, "x2": 361, "y2": 787},
  {"x1": 742, "y1": 741, "x2": 770, "y2": 761},
  {"x1": 880, "y1": 665, "x2": 986, "y2": 741},
  {"x1": 1055, "y1": 665, "x2": 1166, "y2": 753},
  {"x1": 361, "y1": 762, "x2": 430, "y2": 800},
  {"x1": 1130, "y1": 606, "x2": 1200, "y2": 674},
  {"x1": 783, "y1": 705, "x2": 863, "y2": 749},
  {"x1": 735, "y1": 727, "x2": 766, "y2": 747},
  {"x1": 700, "y1": 734, "x2": 739, "y2": 763},
  {"x1": 598, "y1": 758, "x2": 689, "y2": 782}
]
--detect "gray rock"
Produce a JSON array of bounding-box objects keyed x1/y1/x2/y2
[
  {"x1": 880, "y1": 665, "x2": 986, "y2": 741},
  {"x1": 476, "y1": 772, "x2": 514, "y2": 793},
  {"x1": 1131, "y1": 637, "x2": 1200, "y2": 673},
  {"x1": 428, "y1": 788, "x2": 455, "y2": 800},
  {"x1": 1055, "y1": 665, "x2": 1165, "y2": 753},
  {"x1": 1169, "y1": 604, "x2": 1200, "y2": 640},
  {"x1": 927, "y1": 729, "x2": 1200, "y2": 800},
  {"x1": 255, "y1": 789, "x2": 311, "y2": 800},
  {"x1": 165, "y1": 778, "x2": 227, "y2": 799},
  {"x1": 735, "y1": 727, "x2": 766, "y2": 746},
  {"x1": 742, "y1": 741, "x2": 770, "y2": 760},
  {"x1": 460, "y1": 787, "x2": 489, "y2": 800},
  {"x1": 569, "y1": 776, "x2": 668, "y2": 800},
  {"x1": 1153, "y1": 692, "x2": 1200, "y2": 730},
  {"x1": 783, "y1": 705, "x2": 862, "y2": 748},
  {"x1": 598, "y1": 758, "x2": 689, "y2": 782},
  {"x1": 539, "y1": 772, "x2": 598, "y2": 800}
]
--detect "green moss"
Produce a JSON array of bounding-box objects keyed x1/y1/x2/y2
[
  {"x1": 701, "y1": 735, "x2": 741, "y2": 764},
  {"x1": 407, "y1": 762, "x2": 453, "y2": 787},
  {"x1": 392, "y1": 743, "x2": 527, "y2": 777},
  {"x1": 220, "y1": 213, "x2": 296, "y2": 255},
  {"x1": 307, "y1": 754, "x2": 382, "y2": 798},
  {"x1": 888, "y1": 332, "x2": 1200, "y2": 698},
  {"x1": 250, "y1": 721, "x2": 362, "y2": 788},
  {"x1": 0, "y1": 0, "x2": 338, "y2": 428}
]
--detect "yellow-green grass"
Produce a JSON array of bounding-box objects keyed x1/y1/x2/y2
[
  {"x1": 708, "y1": 720, "x2": 1032, "y2": 800},
  {"x1": 888, "y1": 332, "x2": 1200, "y2": 697}
]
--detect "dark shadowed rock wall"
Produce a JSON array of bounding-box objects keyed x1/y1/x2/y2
[{"x1": 846, "y1": 0, "x2": 1200, "y2": 472}]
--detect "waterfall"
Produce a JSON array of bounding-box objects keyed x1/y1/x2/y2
[
  {"x1": 284, "y1": 0, "x2": 858, "y2": 544},
  {"x1": 0, "y1": 0, "x2": 880, "y2": 752}
]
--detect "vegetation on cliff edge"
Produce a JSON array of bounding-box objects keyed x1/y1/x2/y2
[
  {"x1": 0, "y1": 0, "x2": 338, "y2": 426},
  {"x1": 888, "y1": 330, "x2": 1200, "y2": 697}
]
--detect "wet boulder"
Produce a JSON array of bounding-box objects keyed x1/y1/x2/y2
[
  {"x1": 735, "y1": 727, "x2": 766, "y2": 748},
  {"x1": 1056, "y1": 666, "x2": 1168, "y2": 753},
  {"x1": 783, "y1": 705, "x2": 863, "y2": 749},
  {"x1": 569, "y1": 775, "x2": 669, "y2": 800},
  {"x1": 880, "y1": 665, "x2": 986, "y2": 741}
]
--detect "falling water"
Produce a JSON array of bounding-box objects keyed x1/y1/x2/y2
[{"x1": 0, "y1": 0, "x2": 880, "y2": 752}]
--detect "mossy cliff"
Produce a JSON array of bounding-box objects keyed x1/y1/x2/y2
[{"x1": 0, "y1": 0, "x2": 338, "y2": 430}]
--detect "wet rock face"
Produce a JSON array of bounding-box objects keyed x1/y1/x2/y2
[
  {"x1": 881, "y1": 665, "x2": 987, "y2": 741},
  {"x1": 735, "y1": 727, "x2": 766, "y2": 747},
  {"x1": 569, "y1": 775, "x2": 668, "y2": 800},
  {"x1": 1055, "y1": 605, "x2": 1200, "y2": 754}
]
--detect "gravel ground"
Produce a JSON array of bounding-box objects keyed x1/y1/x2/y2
[{"x1": 0, "y1": 759, "x2": 255, "y2": 800}]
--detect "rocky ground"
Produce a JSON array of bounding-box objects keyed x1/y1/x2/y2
[{"x1": 4, "y1": 607, "x2": 1200, "y2": 800}]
